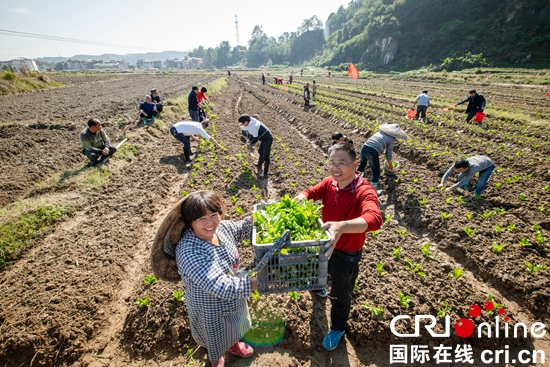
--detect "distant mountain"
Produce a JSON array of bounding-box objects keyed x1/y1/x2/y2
[{"x1": 36, "y1": 50, "x2": 191, "y2": 65}]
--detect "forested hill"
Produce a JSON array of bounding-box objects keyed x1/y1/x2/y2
[{"x1": 321, "y1": 0, "x2": 550, "y2": 70}]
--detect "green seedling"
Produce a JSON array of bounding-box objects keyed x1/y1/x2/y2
[
  {"x1": 394, "y1": 178, "x2": 400, "y2": 184},
  {"x1": 507, "y1": 223, "x2": 516, "y2": 231},
  {"x1": 254, "y1": 194, "x2": 261, "y2": 200},
  {"x1": 445, "y1": 197, "x2": 453, "y2": 205},
  {"x1": 492, "y1": 242, "x2": 506, "y2": 254},
  {"x1": 193, "y1": 163, "x2": 200, "y2": 170},
  {"x1": 494, "y1": 182, "x2": 502, "y2": 189},
  {"x1": 251, "y1": 184, "x2": 259, "y2": 191},
  {"x1": 376, "y1": 263, "x2": 388, "y2": 276},
  {"x1": 392, "y1": 247, "x2": 402, "y2": 260},
  {"x1": 316, "y1": 168, "x2": 322, "y2": 174},
  {"x1": 518, "y1": 193, "x2": 528, "y2": 201},
  {"x1": 362, "y1": 302, "x2": 384, "y2": 316},
  {"x1": 295, "y1": 161, "x2": 300, "y2": 166},
  {"x1": 173, "y1": 290, "x2": 184, "y2": 302},
  {"x1": 429, "y1": 187, "x2": 435, "y2": 192},
  {"x1": 525, "y1": 261, "x2": 547, "y2": 274},
  {"x1": 494, "y1": 207, "x2": 505, "y2": 215},
  {"x1": 370, "y1": 229, "x2": 381, "y2": 237},
  {"x1": 480, "y1": 210, "x2": 495, "y2": 219},
  {"x1": 464, "y1": 213, "x2": 473, "y2": 220},
  {"x1": 421, "y1": 244, "x2": 436, "y2": 260},
  {"x1": 448, "y1": 268, "x2": 463, "y2": 280},
  {"x1": 395, "y1": 228, "x2": 407, "y2": 237},
  {"x1": 301, "y1": 169, "x2": 306, "y2": 175},
  {"x1": 408, "y1": 187, "x2": 415, "y2": 194},
  {"x1": 251, "y1": 290, "x2": 261, "y2": 301},
  {"x1": 401, "y1": 169, "x2": 406, "y2": 175},
  {"x1": 136, "y1": 296, "x2": 149, "y2": 307},
  {"x1": 246, "y1": 175, "x2": 253, "y2": 180},
  {"x1": 441, "y1": 212, "x2": 452, "y2": 220},
  {"x1": 484, "y1": 294, "x2": 502, "y2": 315},
  {"x1": 235, "y1": 206, "x2": 243, "y2": 215},
  {"x1": 519, "y1": 238, "x2": 531, "y2": 248},
  {"x1": 456, "y1": 196, "x2": 464, "y2": 204},
  {"x1": 495, "y1": 224, "x2": 504, "y2": 233},
  {"x1": 230, "y1": 185, "x2": 237, "y2": 193},
  {"x1": 535, "y1": 232, "x2": 546, "y2": 244},
  {"x1": 143, "y1": 275, "x2": 157, "y2": 285},
  {"x1": 462, "y1": 226, "x2": 477, "y2": 237},
  {"x1": 398, "y1": 291, "x2": 412, "y2": 308},
  {"x1": 385, "y1": 214, "x2": 392, "y2": 222},
  {"x1": 289, "y1": 291, "x2": 300, "y2": 301},
  {"x1": 413, "y1": 178, "x2": 419, "y2": 184},
  {"x1": 231, "y1": 196, "x2": 238, "y2": 204},
  {"x1": 290, "y1": 182, "x2": 296, "y2": 187},
  {"x1": 181, "y1": 191, "x2": 189, "y2": 197},
  {"x1": 204, "y1": 179, "x2": 211, "y2": 185},
  {"x1": 354, "y1": 276, "x2": 360, "y2": 291},
  {"x1": 437, "y1": 299, "x2": 452, "y2": 317},
  {"x1": 310, "y1": 179, "x2": 316, "y2": 185},
  {"x1": 421, "y1": 197, "x2": 428, "y2": 205},
  {"x1": 404, "y1": 259, "x2": 426, "y2": 278}
]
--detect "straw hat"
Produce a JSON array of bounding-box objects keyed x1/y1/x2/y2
[
  {"x1": 150, "y1": 196, "x2": 190, "y2": 282},
  {"x1": 378, "y1": 123, "x2": 408, "y2": 140}
]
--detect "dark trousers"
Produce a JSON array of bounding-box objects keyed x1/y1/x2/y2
[
  {"x1": 416, "y1": 105, "x2": 427, "y2": 119},
  {"x1": 189, "y1": 109, "x2": 200, "y2": 122},
  {"x1": 466, "y1": 109, "x2": 483, "y2": 123},
  {"x1": 141, "y1": 110, "x2": 158, "y2": 119},
  {"x1": 170, "y1": 127, "x2": 191, "y2": 150},
  {"x1": 257, "y1": 138, "x2": 272, "y2": 165},
  {"x1": 357, "y1": 145, "x2": 380, "y2": 182},
  {"x1": 328, "y1": 249, "x2": 362, "y2": 331},
  {"x1": 84, "y1": 146, "x2": 117, "y2": 165}
]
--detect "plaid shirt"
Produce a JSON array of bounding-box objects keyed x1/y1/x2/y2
[{"x1": 176, "y1": 218, "x2": 253, "y2": 361}]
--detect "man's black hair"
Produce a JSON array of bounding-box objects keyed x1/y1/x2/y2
[
  {"x1": 150, "y1": 88, "x2": 156, "y2": 94},
  {"x1": 201, "y1": 121, "x2": 209, "y2": 129},
  {"x1": 332, "y1": 132, "x2": 344, "y2": 140},
  {"x1": 87, "y1": 118, "x2": 99, "y2": 128},
  {"x1": 469, "y1": 89, "x2": 477, "y2": 94},
  {"x1": 328, "y1": 142, "x2": 356, "y2": 161},
  {"x1": 192, "y1": 86, "x2": 199, "y2": 91},
  {"x1": 201, "y1": 87, "x2": 207, "y2": 93},
  {"x1": 454, "y1": 158, "x2": 469, "y2": 169},
  {"x1": 238, "y1": 114, "x2": 250, "y2": 123},
  {"x1": 423, "y1": 89, "x2": 428, "y2": 93}
]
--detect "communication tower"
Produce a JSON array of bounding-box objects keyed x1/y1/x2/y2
[{"x1": 235, "y1": 15, "x2": 240, "y2": 46}]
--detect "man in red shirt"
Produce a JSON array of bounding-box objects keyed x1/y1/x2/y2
[{"x1": 296, "y1": 142, "x2": 382, "y2": 351}]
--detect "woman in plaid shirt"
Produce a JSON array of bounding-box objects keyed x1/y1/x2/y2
[{"x1": 175, "y1": 191, "x2": 257, "y2": 367}]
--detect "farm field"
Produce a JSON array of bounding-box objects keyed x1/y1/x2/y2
[{"x1": 0, "y1": 70, "x2": 549, "y2": 367}]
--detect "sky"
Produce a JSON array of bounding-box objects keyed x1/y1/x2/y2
[{"x1": 0, "y1": 0, "x2": 348, "y2": 61}]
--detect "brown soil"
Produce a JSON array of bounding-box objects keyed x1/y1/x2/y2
[{"x1": 0, "y1": 73, "x2": 549, "y2": 367}]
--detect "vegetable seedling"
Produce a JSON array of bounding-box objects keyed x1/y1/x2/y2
[
  {"x1": 507, "y1": 223, "x2": 516, "y2": 231},
  {"x1": 462, "y1": 226, "x2": 477, "y2": 237},
  {"x1": 392, "y1": 247, "x2": 402, "y2": 260},
  {"x1": 398, "y1": 291, "x2": 412, "y2": 308},
  {"x1": 231, "y1": 196, "x2": 238, "y2": 204},
  {"x1": 525, "y1": 261, "x2": 547, "y2": 274},
  {"x1": 362, "y1": 302, "x2": 384, "y2": 316},
  {"x1": 437, "y1": 299, "x2": 451, "y2": 317},
  {"x1": 421, "y1": 244, "x2": 436, "y2": 260},
  {"x1": 464, "y1": 213, "x2": 473, "y2": 220},
  {"x1": 404, "y1": 259, "x2": 426, "y2": 278},
  {"x1": 173, "y1": 290, "x2": 184, "y2": 302},
  {"x1": 395, "y1": 228, "x2": 407, "y2": 237},
  {"x1": 370, "y1": 229, "x2": 381, "y2": 237},
  {"x1": 235, "y1": 206, "x2": 243, "y2": 215},
  {"x1": 181, "y1": 191, "x2": 189, "y2": 197},
  {"x1": 494, "y1": 207, "x2": 505, "y2": 215},
  {"x1": 491, "y1": 242, "x2": 506, "y2": 254},
  {"x1": 136, "y1": 296, "x2": 149, "y2": 307},
  {"x1": 448, "y1": 268, "x2": 463, "y2": 280},
  {"x1": 421, "y1": 197, "x2": 428, "y2": 205},
  {"x1": 376, "y1": 263, "x2": 387, "y2": 276},
  {"x1": 385, "y1": 214, "x2": 392, "y2": 222},
  {"x1": 441, "y1": 212, "x2": 452, "y2": 220},
  {"x1": 518, "y1": 238, "x2": 531, "y2": 248},
  {"x1": 289, "y1": 291, "x2": 300, "y2": 301},
  {"x1": 143, "y1": 275, "x2": 157, "y2": 285},
  {"x1": 251, "y1": 290, "x2": 261, "y2": 301}
]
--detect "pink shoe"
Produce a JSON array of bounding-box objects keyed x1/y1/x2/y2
[
  {"x1": 227, "y1": 341, "x2": 253, "y2": 358},
  {"x1": 211, "y1": 356, "x2": 225, "y2": 367}
]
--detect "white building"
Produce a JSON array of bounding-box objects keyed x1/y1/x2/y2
[{"x1": 10, "y1": 58, "x2": 38, "y2": 72}]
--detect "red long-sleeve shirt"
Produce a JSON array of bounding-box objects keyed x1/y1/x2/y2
[{"x1": 301, "y1": 175, "x2": 382, "y2": 252}]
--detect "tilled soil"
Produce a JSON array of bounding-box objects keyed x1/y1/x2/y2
[{"x1": 0, "y1": 73, "x2": 549, "y2": 367}]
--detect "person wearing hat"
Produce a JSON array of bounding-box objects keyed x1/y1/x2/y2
[
  {"x1": 238, "y1": 114, "x2": 273, "y2": 178},
  {"x1": 150, "y1": 89, "x2": 163, "y2": 113},
  {"x1": 412, "y1": 90, "x2": 430, "y2": 123},
  {"x1": 438, "y1": 156, "x2": 495, "y2": 198},
  {"x1": 151, "y1": 191, "x2": 257, "y2": 367},
  {"x1": 170, "y1": 121, "x2": 222, "y2": 162},
  {"x1": 295, "y1": 142, "x2": 382, "y2": 351},
  {"x1": 139, "y1": 95, "x2": 158, "y2": 124},
  {"x1": 357, "y1": 124, "x2": 407, "y2": 194},
  {"x1": 455, "y1": 90, "x2": 486, "y2": 125}
]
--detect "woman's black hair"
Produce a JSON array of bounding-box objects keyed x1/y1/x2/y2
[{"x1": 180, "y1": 191, "x2": 224, "y2": 229}]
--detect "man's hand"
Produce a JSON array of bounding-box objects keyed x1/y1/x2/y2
[
  {"x1": 437, "y1": 183, "x2": 445, "y2": 188},
  {"x1": 102, "y1": 147, "x2": 110, "y2": 155},
  {"x1": 294, "y1": 193, "x2": 307, "y2": 202},
  {"x1": 445, "y1": 187, "x2": 454, "y2": 192},
  {"x1": 321, "y1": 221, "x2": 345, "y2": 259}
]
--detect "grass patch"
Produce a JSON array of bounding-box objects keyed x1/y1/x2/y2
[
  {"x1": 0, "y1": 204, "x2": 68, "y2": 268},
  {"x1": 81, "y1": 167, "x2": 113, "y2": 190},
  {"x1": 116, "y1": 141, "x2": 139, "y2": 161},
  {"x1": 0, "y1": 71, "x2": 64, "y2": 95}
]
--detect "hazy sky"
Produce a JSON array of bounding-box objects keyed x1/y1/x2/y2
[{"x1": 0, "y1": 0, "x2": 347, "y2": 60}]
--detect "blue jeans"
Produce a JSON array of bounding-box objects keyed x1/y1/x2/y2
[
  {"x1": 357, "y1": 145, "x2": 380, "y2": 183},
  {"x1": 459, "y1": 165, "x2": 495, "y2": 195},
  {"x1": 170, "y1": 126, "x2": 190, "y2": 149},
  {"x1": 84, "y1": 146, "x2": 117, "y2": 166}
]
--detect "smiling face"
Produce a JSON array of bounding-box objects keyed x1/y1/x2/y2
[
  {"x1": 327, "y1": 149, "x2": 358, "y2": 187},
  {"x1": 191, "y1": 209, "x2": 221, "y2": 242}
]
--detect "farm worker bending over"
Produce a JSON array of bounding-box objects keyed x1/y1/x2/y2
[
  {"x1": 455, "y1": 89, "x2": 486, "y2": 124},
  {"x1": 188, "y1": 86, "x2": 201, "y2": 122},
  {"x1": 438, "y1": 156, "x2": 495, "y2": 199},
  {"x1": 170, "y1": 191, "x2": 257, "y2": 367},
  {"x1": 238, "y1": 114, "x2": 273, "y2": 178},
  {"x1": 357, "y1": 124, "x2": 408, "y2": 195},
  {"x1": 412, "y1": 89, "x2": 430, "y2": 123},
  {"x1": 296, "y1": 142, "x2": 382, "y2": 351},
  {"x1": 169, "y1": 121, "x2": 222, "y2": 163},
  {"x1": 150, "y1": 89, "x2": 163, "y2": 113},
  {"x1": 139, "y1": 95, "x2": 158, "y2": 124},
  {"x1": 332, "y1": 132, "x2": 354, "y2": 146},
  {"x1": 80, "y1": 118, "x2": 117, "y2": 167}
]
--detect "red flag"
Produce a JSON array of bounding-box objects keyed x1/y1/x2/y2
[{"x1": 348, "y1": 62, "x2": 359, "y2": 80}]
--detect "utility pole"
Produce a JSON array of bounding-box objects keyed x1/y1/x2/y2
[{"x1": 235, "y1": 15, "x2": 240, "y2": 46}]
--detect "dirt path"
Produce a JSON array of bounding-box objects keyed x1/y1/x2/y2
[{"x1": 0, "y1": 73, "x2": 548, "y2": 367}]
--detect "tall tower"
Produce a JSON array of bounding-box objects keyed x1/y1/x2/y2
[{"x1": 235, "y1": 15, "x2": 240, "y2": 46}]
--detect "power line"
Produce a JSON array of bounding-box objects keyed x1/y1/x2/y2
[{"x1": 0, "y1": 29, "x2": 163, "y2": 52}]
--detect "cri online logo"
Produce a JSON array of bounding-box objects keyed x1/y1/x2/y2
[{"x1": 391, "y1": 300, "x2": 547, "y2": 339}]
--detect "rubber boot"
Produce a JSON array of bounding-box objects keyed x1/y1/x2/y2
[
  {"x1": 141, "y1": 117, "x2": 148, "y2": 124},
  {"x1": 370, "y1": 181, "x2": 383, "y2": 196},
  {"x1": 151, "y1": 116, "x2": 156, "y2": 123},
  {"x1": 183, "y1": 148, "x2": 192, "y2": 163},
  {"x1": 260, "y1": 162, "x2": 269, "y2": 178}
]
